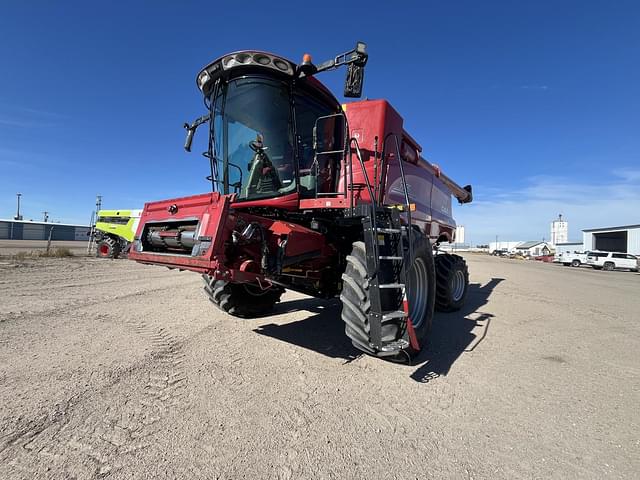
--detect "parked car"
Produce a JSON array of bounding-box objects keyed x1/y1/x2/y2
[
  {"x1": 532, "y1": 254, "x2": 554, "y2": 263},
  {"x1": 555, "y1": 251, "x2": 588, "y2": 267},
  {"x1": 586, "y1": 251, "x2": 639, "y2": 271},
  {"x1": 492, "y1": 249, "x2": 510, "y2": 257}
]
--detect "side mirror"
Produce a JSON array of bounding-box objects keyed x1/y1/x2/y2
[
  {"x1": 313, "y1": 114, "x2": 346, "y2": 154},
  {"x1": 183, "y1": 114, "x2": 211, "y2": 152},
  {"x1": 344, "y1": 63, "x2": 365, "y2": 98},
  {"x1": 184, "y1": 123, "x2": 196, "y2": 152},
  {"x1": 344, "y1": 42, "x2": 367, "y2": 98}
]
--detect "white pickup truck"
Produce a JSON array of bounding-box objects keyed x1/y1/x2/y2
[
  {"x1": 555, "y1": 251, "x2": 588, "y2": 267},
  {"x1": 586, "y1": 251, "x2": 639, "y2": 271}
]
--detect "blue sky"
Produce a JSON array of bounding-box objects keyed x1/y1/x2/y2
[{"x1": 1, "y1": 1, "x2": 638, "y2": 244}]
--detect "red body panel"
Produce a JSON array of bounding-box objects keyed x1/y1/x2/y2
[
  {"x1": 343, "y1": 99, "x2": 456, "y2": 242},
  {"x1": 233, "y1": 192, "x2": 300, "y2": 210},
  {"x1": 128, "y1": 192, "x2": 233, "y2": 273}
]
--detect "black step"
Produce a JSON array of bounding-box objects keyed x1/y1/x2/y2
[
  {"x1": 387, "y1": 204, "x2": 413, "y2": 212},
  {"x1": 376, "y1": 339, "x2": 410, "y2": 354},
  {"x1": 382, "y1": 310, "x2": 407, "y2": 321},
  {"x1": 379, "y1": 255, "x2": 403, "y2": 260}
]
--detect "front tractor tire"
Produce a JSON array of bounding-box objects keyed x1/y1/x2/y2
[
  {"x1": 434, "y1": 253, "x2": 470, "y2": 312},
  {"x1": 96, "y1": 236, "x2": 121, "y2": 259},
  {"x1": 339, "y1": 239, "x2": 435, "y2": 359},
  {"x1": 202, "y1": 275, "x2": 284, "y2": 318}
]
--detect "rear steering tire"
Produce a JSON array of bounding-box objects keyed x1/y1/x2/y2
[
  {"x1": 571, "y1": 259, "x2": 581, "y2": 267},
  {"x1": 96, "y1": 236, "x2": 121, "y2": 259},
  {"x1": 202, "y1": 275, "x2": 284, "y2": 318},
  {"x1": 603, "y1": 262, "x2": 615, "y2": 271},
  {"x1": 339, "y1": 238, "x2": 435, "y2": 359},
  {"x1": 434, "y1": 253, "x2": 469, "y2": 312}
]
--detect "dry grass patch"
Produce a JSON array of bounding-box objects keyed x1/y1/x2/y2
[
  {"x1": 9, "y1": 248, "x2": 74, "y2": 260},
  {"x1": 42, "y1": 247, "x2": 74, "y2": 258}
]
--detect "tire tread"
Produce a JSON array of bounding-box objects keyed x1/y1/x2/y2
[
  {"x1": 434, "y1": 253, "x2": 469, "y2": 312},
  {"x1": 202, "y1": 276, "x2": 283, "y2": 318}
]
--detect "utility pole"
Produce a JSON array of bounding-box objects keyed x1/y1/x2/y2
[
  {"x1": 15, "y1": 193, "x2": 23, "y2": 220},
  {"x1": 43, "y1": 211, "x2": 49, "y2": 223},
  {"x1": 495, "y1": 234, "x2": 499, "y2": 251},
  {"x1": 87, "y1": 194, "x2": 102, "y2": 256}
]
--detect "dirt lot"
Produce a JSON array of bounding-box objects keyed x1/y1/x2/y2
[{"x1": 0, "y1": 254, "x2": 638, "y2": 479}]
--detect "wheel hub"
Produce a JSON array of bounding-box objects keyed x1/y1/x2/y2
[
  {"x1": 407, "y1": 257, "x2": 428, "y2": 328},
  {"x1": 451, "y1": 269, "x2": 466, "y2": 302}
]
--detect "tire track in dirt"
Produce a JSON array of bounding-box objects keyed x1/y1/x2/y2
[
  {"x1": 0, "y1": 283, "x2": 192, "y2": 324},
  {"x1": 0, "y1": 320, "x2": 188, "y2": 479},
  {"x1": 274, "y1": 345, "x2": 315, "y2": 480}
]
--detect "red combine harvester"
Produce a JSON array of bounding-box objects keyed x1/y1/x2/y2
[{"x1": 129, "y1": 43, "x2": 473, "y2": 360}]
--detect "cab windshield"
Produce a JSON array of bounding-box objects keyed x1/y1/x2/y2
[{"x1": 211, "y1": 77, "x2": 295, "y2": 200}]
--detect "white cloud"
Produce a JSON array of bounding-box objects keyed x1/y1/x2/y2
[
  {"x1": 0, "y1": 106, "x2": 66, "y2": 129},
  {"x1": 520, "y1": 85, "x2": 549, "y2": 91},
  {"x1": 0, "y1": 116, "x2": 43, "y2": 128},
  {"x1": 612, "y1": 168, "x2": 640, "y2": 183},
  {"x1": 19, "y1": 107, "x2": 68, "y2": 119},
  {"x1": 454, "y1": 172, "x2": 640, "y2": 244}
]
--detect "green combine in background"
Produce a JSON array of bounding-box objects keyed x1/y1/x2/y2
[{"x1": 93, "y1": 209, "x2": 142, "y2": 258}]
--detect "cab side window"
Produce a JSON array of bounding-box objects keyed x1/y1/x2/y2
[{"x1": 294, "y1": 92, "x2": 339, "y2": 197}]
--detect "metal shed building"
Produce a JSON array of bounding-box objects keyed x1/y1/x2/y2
[
  {"x1": 0, "y1": 219, "x2": 90, "y2": 241},
  {"x1": 582, "y1": 224, "x2": 640, "y2": 255}
]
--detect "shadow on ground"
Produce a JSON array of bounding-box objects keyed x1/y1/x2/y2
[
  {"x1": 410, "y1": 277, "x2": 503, "y2": 382},
  {"x1": 254, "y1": 278, "x2": 504, "y2": 379},
  {"x1": 255, "y1": 298, "x2": 359, "y2": 361}
]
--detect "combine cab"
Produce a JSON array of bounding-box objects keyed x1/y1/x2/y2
[{"x1": 129, "y1": 43, "x2": 473, "y2": 360}]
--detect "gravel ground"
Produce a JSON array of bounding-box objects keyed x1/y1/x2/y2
[{"x1": 0, "y1": 254, "x2": 638, "y2": 479}]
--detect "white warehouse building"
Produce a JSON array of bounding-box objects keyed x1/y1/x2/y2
[
  {"x1": 455, "y1": 225, "x2": 465, "y2": 244},
  {"x1": 582, "y1": 224, "x2": 640, "y2": 255}
]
